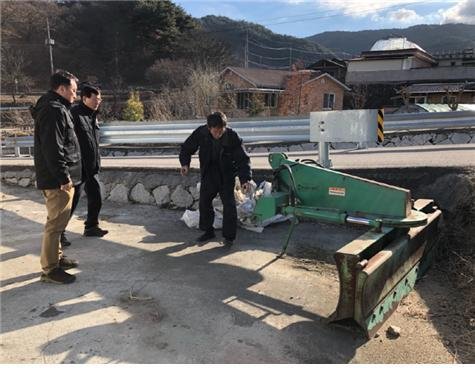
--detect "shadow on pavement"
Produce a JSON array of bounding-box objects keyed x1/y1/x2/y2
[{"x1": 0, "y1": 186, "x2": 365, "y2": 363}]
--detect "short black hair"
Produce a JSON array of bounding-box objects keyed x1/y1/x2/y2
[
  {"x1": 50, "y1": 70, "x2": 78, "y2": 90},
  {"x1": 207, "y1": 111, "x2": 227, "y2": 128},
  {"x1": 80, "y1": 83, "x2": 100, "y2": 99}
]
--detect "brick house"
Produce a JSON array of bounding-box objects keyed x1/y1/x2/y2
[{"x1": 219, "y1": 66, "x2": 350, "y2": 117}]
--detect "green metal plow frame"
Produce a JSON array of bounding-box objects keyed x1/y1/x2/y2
[{"x1": 253, "y1": 153, "x2": 442, "y2": 337}]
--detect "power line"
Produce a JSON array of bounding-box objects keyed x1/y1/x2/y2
[
  {"x1": 261, "y1": 0, "x2": 433, "y2": 27},
  {"x1": 248, "y1": 39, "x2": 289, "y2": 51},
  {"x1": 248, "y1": 51, "x2": 289, "y2": 61},
  {"x1": 247, "y1": 59, "x2": 290, "y2": 70},
  {"x1": 251, "y1": 0, "x2": 433, "y2": 24},
  {"x1": 249, "y1": 38, "x2": 334, "y2": 57},
  {"x1": 197, "y1": 0, "x2": 433, "y2": 36}
]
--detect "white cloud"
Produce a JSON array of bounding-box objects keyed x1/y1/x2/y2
[
  {"x1": 440, "y1": 0, "x2": 475, "y2": 24},
  {"x1": 316, "y1": 0, "x2": 425, "y2": 17},
  {"x1": 388, "y1": 8, "x2": 423, "y2": 22}
]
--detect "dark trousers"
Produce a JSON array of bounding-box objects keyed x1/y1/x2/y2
[
  {"x1": 199, "y1": 170, "x2": 237, "y2": 240},
  {"x1": 71, "y1": 174, "x2": 102, "y2": 229}
]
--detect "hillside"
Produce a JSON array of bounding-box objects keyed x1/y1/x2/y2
[
  {"x1": 306, "y1": 23, "x2": 475, "y2": 56},
  {"x1": 198, "y1": 15, "x2": 337, "y2": 69}
]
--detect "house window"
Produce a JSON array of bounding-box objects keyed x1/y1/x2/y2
[
  {"x1": 223, "y1": 83, "x2": 233, "y2": 91},
  {"x1": 264, "y1": 93, "x2": 277, "y2": 108},
  {"x1": 323, "y1": 93, "x2": 335, "y2": 110},
  {"x1": 237, "y1": 92, "x2": 250, "y2": 109},
  {"x1": 441, "y1": 95, "x2": 457, "y2": 104},
  {"x1": 409, "y1": 96, "x2": 427, "y2": 104}
]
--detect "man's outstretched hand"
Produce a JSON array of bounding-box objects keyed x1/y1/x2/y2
[{"x1": 180, "y1": 165, "x2": 189, "y2": 176}]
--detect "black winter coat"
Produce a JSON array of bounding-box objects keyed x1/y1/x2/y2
[
  {"x1": 70, "y1": 102, "x2": 101, "y2": 180},
  {"x1": 179, "y1": 125, "x2": 252, "y2": 183},
  {"x1": 31, "y1": 91, "x2": 82, "y2": 189}
]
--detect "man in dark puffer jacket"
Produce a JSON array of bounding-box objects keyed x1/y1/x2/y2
[
  {"x1": 179, "y1": 111, "x2": 252, "y2": 247},
  {"x1": 31, "y1": 70, "x2": 81, "y2": 284},
  {"x1": 61, "y1": 83, "x2": 108, "y2": 246}
]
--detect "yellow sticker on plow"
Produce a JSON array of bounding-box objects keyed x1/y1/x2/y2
[{"x1": 329, "y1": 187, "x2": 346, "y2": 196}]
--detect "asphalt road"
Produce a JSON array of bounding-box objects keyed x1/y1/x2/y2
[{"x1": 2, "y1": 144, "x2": 475, "y2": 170}]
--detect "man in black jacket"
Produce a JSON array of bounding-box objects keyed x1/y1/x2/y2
[
  {"x1": 179, "y1": 111, "x2": 252, "y2": 247},
  {"x1": 63, "y1": 84, "x2": 108, "y2": 242},
  {"x1": 32, "y1": 70, "x2": 81, "y2": 284}
]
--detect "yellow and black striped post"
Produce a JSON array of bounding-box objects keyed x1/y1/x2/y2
[{"x1": 377, "y1": 109, "x2": 384, "y2": 144}]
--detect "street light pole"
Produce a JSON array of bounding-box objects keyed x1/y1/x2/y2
[{"x1": 45, "y1": 18, "x2": 55, "y2": 74}]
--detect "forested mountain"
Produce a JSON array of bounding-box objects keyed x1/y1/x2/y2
[
  {"x1": 2, "y1": 0, "x2": 474, "y2": 94},
  {"x1": 0, "y1": 1, "x2": 232, "y2": 90},
  {"x1": 198, "y1": 15, "x2": 337, "y2": 69},
  {"x1": 306, "y1": 24, "x2": 475, "y2": 56}
]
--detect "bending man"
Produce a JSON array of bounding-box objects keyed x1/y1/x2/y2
[{"x1": 179, "y1": 111, "x2": 252, "y2": 247}]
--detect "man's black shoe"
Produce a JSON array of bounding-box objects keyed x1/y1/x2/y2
[
  {"x1": 59, "y1": 256, "x2": 78, "y2": 270},
  {"x1": 40, "y1": 267, "x2": 76, "y2": 284},
  {"x1": 60, "y1": 232, "x2": 71, "y2": 247},
  {"x1": 197, "y1": 231, "x2": 216, "y2": 243},
  {"x1": 84, "y1": 226, "x2": 108, "y2": 237},
  {"x1": 223, "y1": 238, "x2": 234, "y2": 248}
]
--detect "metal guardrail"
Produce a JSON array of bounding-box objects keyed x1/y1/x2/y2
[
  {"x1": 0, "y1": 106, "x2": 31, "y2": 112},
  {"x1": 100, "y1": 110, "x2": 475, "y2": 144},
  {"x1": 2, "y1": 111, "x2": 474, "y2": 155}
]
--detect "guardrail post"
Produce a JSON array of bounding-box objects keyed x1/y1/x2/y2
[{"x1": 318, "y1": 142, "x2": 332, "y2": 168}]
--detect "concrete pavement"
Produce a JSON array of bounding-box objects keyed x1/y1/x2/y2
[{"x1": 0, "y1": 185, "x2": 454, "y2": 363}]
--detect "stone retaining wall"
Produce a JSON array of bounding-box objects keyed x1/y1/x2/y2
[
  {"x1": 1, "y1": 167, "x2": 205, "y2": 209},
  {"x1": 3, "y1": 164, "x2": 473, "y2": 214}
]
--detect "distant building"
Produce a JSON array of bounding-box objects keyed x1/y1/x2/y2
[
  {"x1": 402, "y1": 82, "x2": 475, "y2": 105},
  {"x1": 433, "y1": 48, "x2": 475, "y2": 67},
  {"x1": 344, "y1": 37, "x2": 475, "y2": 108},
  {"x1": 219, "y1": 66, "x2": 350, "y2": 117},
  {"x1": 307, "y1": 58, "x2": 347, "y2": 83}
]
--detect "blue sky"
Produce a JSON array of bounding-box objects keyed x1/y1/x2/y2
[{"x1": 175, "y1": 0, "x2": 475, "y2": 37}]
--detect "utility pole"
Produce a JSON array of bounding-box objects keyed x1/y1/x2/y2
[
  {"x1": 244, "y1": 29, "x2": 249, "y2": 68},
  {"x1": 289, "y1": 46, "x2": 293, "y2": 71},
  {"x1": 45, "y1": 18, "x2": 55, "y2": 74}
]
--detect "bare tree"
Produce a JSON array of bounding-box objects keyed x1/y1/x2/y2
[
  {"x1": 187, "y1": 66, "x2": 220, "y2": 118},
  {"x1": 395, "y1": 85, "x2": 411, "y2": 112},
  {"x1": 348, "y1": 84, "x2": 369, "y2": 109},
  {"x1": 444, "y1": 84, "x2": 465, "y2": 111},
  {"x1": 145, "y1": 58, "x2": 191, "y2": 89},
  {"x1": 147, "y1": 64, "x2": 221, "y2": 121},
  {"x1": 1, "y1": 46, "x2": 32, "y2": 104}
]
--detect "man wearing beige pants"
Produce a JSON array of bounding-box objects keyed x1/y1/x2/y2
[{"x1": 32, "y1": 70, "x2": 82, "y2": 284}]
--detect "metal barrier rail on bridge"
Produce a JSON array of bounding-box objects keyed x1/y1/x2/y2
[{"x1": 2, "y1": 110, "x2": 474, "y2": 156}]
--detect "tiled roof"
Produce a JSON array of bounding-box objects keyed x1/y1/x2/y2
[
  {"x1": 370, "y1": 37, "x2": 427, "y2": 53},
  {"x1": 223, "y1": 67, "x2": 291, "y2": 89},
  {"x1": 406, "y1": 83, "x2": 475, "y2": 93}
]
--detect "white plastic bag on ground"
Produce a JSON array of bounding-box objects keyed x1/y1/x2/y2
[
  {"x1": 180, "y1": 209, "x2": 223, "y2": 229},
  {"x1": 181, "y1": 210, "x2": 200, "y2": 229},
  {"x1": 181, "y1": 179, "x2": 289, "y2": 233}
]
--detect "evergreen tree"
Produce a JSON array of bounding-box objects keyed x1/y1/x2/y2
[{"x1": 122, "y1": 91, "x2": 144, "y2": 121}]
